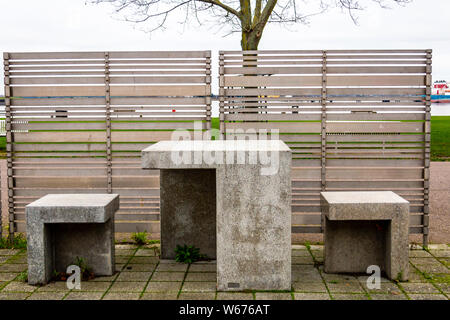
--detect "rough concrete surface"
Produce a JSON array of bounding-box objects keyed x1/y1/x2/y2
[
  {"x1": 142, "y1": 140, "x2": 292, "y2": 291},
  {"x1": 26, "y1": 194, "x2": 119, "y2": 285},
  {"x1": 321, "y1": 191, "x2": 410, "y2": 281},
  {"x1": 160, "y1": 169, "x2": 216, "y2": 259}
]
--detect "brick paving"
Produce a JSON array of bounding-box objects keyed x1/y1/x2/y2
[{"x1": 0, "y1": 244, "x2": 448, "y2": 300}]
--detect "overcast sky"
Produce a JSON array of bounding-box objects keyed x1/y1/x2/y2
[{"x1": 0, "y1": 0, "x2": 449, "y2": 97}]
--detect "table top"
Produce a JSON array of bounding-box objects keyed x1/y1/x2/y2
[
  {"x1": 142, "y1": 140, "x2": 291, "y2": 153},
  {"x1": 142, "y1": 140, "x2": 291, "y2": 170}
]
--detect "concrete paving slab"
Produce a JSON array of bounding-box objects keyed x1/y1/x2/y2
[
  {"x1": 0, "y1": 292, "x2": 29, "y2": 300},
  {"x1": 189, "y1": 264, "x2": 217, "y2": 272},
  {"x1": 2, "y1": 281, "x2": 37, "y2": 293},
  {"x1": 178, "y1": 292, "x2": 215, "y2": 300},
  {"x1": 182, "y1": 281, "x2": 216, "y2": 292},
  {"x1": 109, "y1": 281, "x2": 146, "y2": 292},
  {"x1": 332, "y1": 293, "x2": 369, "y2": 300},
  {"x1": 141, "y1": 292, "x2": 178, "y2": 300},
  {"x1": 370, "y1": 293, "x2": 408, "y2": 300},
  {"x1": 151, "y1": 272, "x2": 185, "y2": 282},
  {"x1": 124, "y1": 264, "x2": 157, "y2": 272},
  {"x1": 408, "y1": 293, "x2": 448, "y2": 300},
  {"x1": 78, "y1": 281, "x2": 111, "y2": 292},
  {"x1": 0, "y1": 264, "x2": 27, "y2": 272},
  {"x1": 145, "y1": 281, "x2": 182, "y2": 293},
  {"x1": 156, "y1": 262, "x2": 189, "y2": 272},
  {"x1": 102, "y1": 292, "x2": 141, "y2": 300},
  {"x1": 185, "y1": 272, "x2": 217, "y2": 282},
  {"x1": 116, "y1": 271, "x2": 152, "y2": 282},
  {"x1": 414, "y1": 263, "x2": 449, "y2": 274},
  {"x1": 255, "y1": 292, "x2": 293, "y2": 300},
  {"x1": 27, "y1": 291, "x2": 67, "y2": 300},
  {"x1": 292, "y1": 282, "x2": 328, "y2": 293},
  {"x1": 216, "y1": 292, "x2": 254, "y2": 300},
  {"x1": 399, "y1": 282, "x2": 441, "y2": 294},
  {"x1": 64, "y1": 292, "x2": 103, "y2": 300},
  {"x1": 294, "y1": 293, "x2": 331, "y2": 300},
  {"x1": 129, "y1": 256, "x2": 159, "y2": 264},
  {"x1": 292, "y1": 250, "x2": 311, "y2": 257},
  {"x1": 326, "y1": 282, "x2": 365, "y2": 294},
  {"x1": 35, "y1": 281, "x2": 71, "y2": 292}
]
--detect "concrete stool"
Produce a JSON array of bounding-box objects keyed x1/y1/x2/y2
[
  {"x1": 26, "y1": 194, "x2": 119, "y2": 285},
  {"x1": 142, "y1": 140, "x2": 292, "y2": 291},
  {"x1": 321, "y1": 191, "x2": 410, "y2": 281}
]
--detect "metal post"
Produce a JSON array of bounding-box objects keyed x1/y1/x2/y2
[
  {"x1": 320, "y1": 51, "x2": 328, "y2": 232},
  {"x1": 3, "y1": 52, "x2": 15, "y2": 240},
  {"x1": 423, "y1": 49, "x2": 432, "y2": 247},
  {"x1": 205, "y1": 51, "x2": 212, "y2": 132},
  {"x1": 219, "y1": 51, "x2": 225, "y2": 140},
  {"x1": 105, "y1": 52, "x2": 112, "y2": 194}
]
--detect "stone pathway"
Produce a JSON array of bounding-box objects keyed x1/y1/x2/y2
[{"x1": 0, "y1": 244, "x2": 448, "y2": 300}]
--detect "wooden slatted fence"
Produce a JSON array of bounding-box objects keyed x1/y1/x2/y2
[
  {"x1": 3, "y1": 51, "x2": 211, "y2": 237},
  {"x1": 219, "y1": 49, "x2": 431, "y2": 245},
  {"x1": 3, "y1": 49, "x2": 431, "y2": 246}
]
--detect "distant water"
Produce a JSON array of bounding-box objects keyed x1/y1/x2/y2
[
  {"x1": 432, "y1": 103, "x2": 450, "y2": 115},
  {"x1": 1, "y1": 103, "x2": 449, "y2": 116}
]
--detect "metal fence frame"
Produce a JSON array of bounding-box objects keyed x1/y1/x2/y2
[
  {"x1": 3, "y1": 49, "x2": 431, "y2": 246},
  {"x1": 219, "y1": 49, "x2": 431, "y2": 246},
  {"x1": 3, "y1": 51, "x2": 211, "y2": 238}
]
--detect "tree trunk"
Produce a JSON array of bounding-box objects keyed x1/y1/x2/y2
[
  {"x1": 241, "y1": 30, "x2": 261, "y2": 50},
  {"x1": 240, "y1": 30, "x2": 261, "y2": 118}
]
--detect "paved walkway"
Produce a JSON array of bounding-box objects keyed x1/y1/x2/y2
[{"x1": 0, "y1": 244, "x2": 448, "y2": 300}]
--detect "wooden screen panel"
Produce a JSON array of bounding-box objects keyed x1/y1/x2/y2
[
  {"x1": 107, "y1": 51, "x2": 210, "y2": 230},
  {"x1": 219, "y1": 49, "x2": 430, "y2": 237},
  {"x1": 6, "y1": 51, "x2": 211, "y2": 234}
]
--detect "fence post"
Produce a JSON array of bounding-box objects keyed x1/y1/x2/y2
[
  {"x1": 3, "y1": 53, "x2": 15, "y2": 240},
  {"x1": 320, "y1": 51, "x2": 328, "y2": 232},
  {"x1": 423, "y1": 49, "x2": 432, "y2": 247},
  {"x1": 104, "y1": 52, "x2": 112, "y2": 194},
  {"x1": 219, "y1": 51, "x2": 225, "y2": 140},
  {"x1": 205, "y1": 51, "x2": 212, "y2": 132}
]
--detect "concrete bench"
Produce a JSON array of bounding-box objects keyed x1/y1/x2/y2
[
  {"x1": 142, "y1": 140, "x2": 292, "y2": 291},
  {"x1": 26, "y1": 194, "x2": 119, "y2": 285},
  {"x1": 321, "y1": 191, "x2": 410, "y2": 281}
]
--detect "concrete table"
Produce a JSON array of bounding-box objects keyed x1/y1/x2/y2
[
  {"x1": 142, "y1": 140, "x2": 292, "y2": 291},
  {"x1": 321, "y1": 191, "x2": 410, "y2": 281},
  {"x1": 26, "y1": 194, "x2": 119, "y2": 285}
]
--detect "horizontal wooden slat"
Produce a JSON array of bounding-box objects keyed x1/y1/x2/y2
[{"x1": 12, "y1": 85, "x2": 208, "y2": 97}]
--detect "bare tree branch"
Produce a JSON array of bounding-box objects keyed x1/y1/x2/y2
[{"x1": 88, "y1": 0, "x2": 413, "y2": 49}]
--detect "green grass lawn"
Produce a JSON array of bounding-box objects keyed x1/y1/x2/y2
[
  {"x1": 430, "y1": 116, "x2": 450, "y2": 161},
  {"x1": 0, "y1": 116, "x2": 448, "y2": 160}
]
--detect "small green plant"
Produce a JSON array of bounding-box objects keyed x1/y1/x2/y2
[
  {"x1": 304, "y1": 241, "x2": 311, "y2": 251},
  {"x1": 329, "y1": 280, "x2": 339, "y2": 284},
  {"x1": 74, "y1": 256, "x2": 95, "y2": 281},
  {"x1": 175, "y1": 244, "x2": 207, "y2": 264},
  {"x1": 131, "y1": 231, "x2": 148, "y2": 246},
  {"x1": 51, "y1": 256, "x2": 94, "y2": 281},
  {"x1": 0, "y1": 234, "x2": 27, "y2": 249},
  {"x1": 16, "y1": 271, "x2": 28, "y2": 282},
  {"x1": 422, "y1": 271, "x2": 433, "y2": 281},
  {"x1": 396, "y1": 270, "x2": 404, "y2": 282}
]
